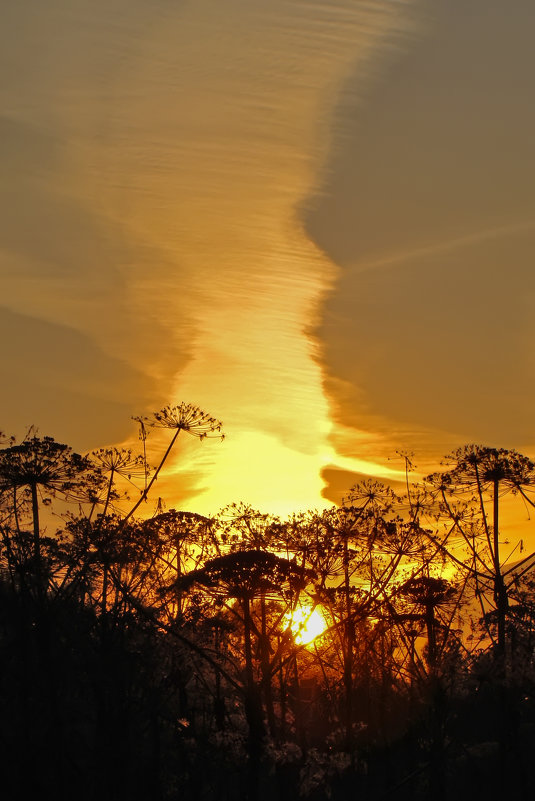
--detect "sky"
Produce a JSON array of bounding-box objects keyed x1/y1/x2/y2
[{"x1": 2, "y1": 0, "x2": 535, "y2": 521}]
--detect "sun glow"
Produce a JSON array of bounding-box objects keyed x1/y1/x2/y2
[{"x1": 285, "y1": 605, "x2": 327, "y2": 646}]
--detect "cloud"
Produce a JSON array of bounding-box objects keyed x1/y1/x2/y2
[
  {"x1": 0, "y1": 307, "x2": 156, "y2": 449},
  {"x1": 0, "y1": 114, "x2": 128, "y2": 284},
  {"x1": 304, "y1": 0, "x2": 535, "y2": 270},
  {"x1": 305, "y1": 0, "x2": 535, "y2": 454},
  {"x1": 0, "y1": 111, "x2": 194, "y2": 422},
  {"x1": 319, "y1": 230, "x2": 535, "y2": 444}
]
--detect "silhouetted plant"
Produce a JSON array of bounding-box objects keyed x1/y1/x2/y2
[
  {"x1": 3, "y1": 421, "x2": 535, "y2": 801},
  {"x1": 125, "y1": 404, "x2": 223, "y2": 523},
  {"x1": 427, "y1": 445, "x2": 535, "y2": 658},
  {"x1": 90, "y1": 448, "x2": 147, "y2": 517},
  {"x1": 141, "y1": 509, "x2": 216, "y2": 623},
  {"x1": 0, "y1": 434, "x2": 103, "y2": 592}
]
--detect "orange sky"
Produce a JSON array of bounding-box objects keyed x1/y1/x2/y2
[{"x1": 2, "y1": 1, "x2": 535, "y2": 540}]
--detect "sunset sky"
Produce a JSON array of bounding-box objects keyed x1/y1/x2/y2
[{"x1": 2, "y1": 0, "x2": 535, "y2": 518}]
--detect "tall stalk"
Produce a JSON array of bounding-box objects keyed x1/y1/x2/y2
[{"x1": 122, "y1": 429, "x2": 182, "y2": 526}]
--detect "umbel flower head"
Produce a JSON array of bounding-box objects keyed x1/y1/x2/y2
[
  {"x1": 137, "y1": 403, "x2": 224, "y2": 441},
  {"x1": 90, "y1": 448, "x2": 147, "y2": 479},
  {"x1": 427, "y1": 445, "x2": 535, "y2": 495},
  {"x1": 0, "y1": 435, "x2": 98, "y2": 499}
]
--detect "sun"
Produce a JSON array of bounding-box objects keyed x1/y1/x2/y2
[{"x1": 285, "y1": 604, "x2": 327, "y2": 646}]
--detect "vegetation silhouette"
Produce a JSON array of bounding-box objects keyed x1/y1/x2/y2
[{"x1": 1, "y1": 413, "x2": 535, "y2": 801}]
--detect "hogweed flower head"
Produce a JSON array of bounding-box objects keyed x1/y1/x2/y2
[
  {"x1": 90, "y1": 448, "x2": 147, "y2": 479},
  {"x1": 139, "y1": 403, "x2": 224, "y2": 441},
  {"x1": 0, "y1": 435, "x2": 99, "y2": 497}
]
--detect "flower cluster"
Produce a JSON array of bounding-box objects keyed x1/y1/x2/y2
[
  {"x1": 90, "y1": 448, "x2": 147, "y2": 480},
  {"x1": 0, "y1": 435, "x2": 100, "y2": 499},
  {"x1": 138, "y1": 403, "x2": 224, "y2": 441}
]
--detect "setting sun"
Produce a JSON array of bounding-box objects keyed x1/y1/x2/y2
[{"x1": 285, "y1": 604, "x2": 327, "y2": 646}]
